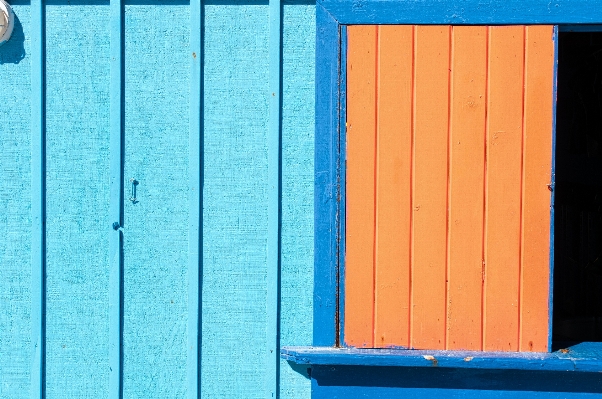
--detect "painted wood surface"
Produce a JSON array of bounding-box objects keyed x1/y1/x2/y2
[
  {"x1": 280, "y1": 4, "x2": 315, "y2": 398},
  {"x1": 44, "y1": 4, "x2": 111, "y2": 397},
  {"x1": 123, "y1": 3, "x2": 190, "y2": 397},
  {"x1": 320, "y1": 0, "x2": 602, "y2": 25},
  {"x1": 282, "y1": 343, "x2": 602, "y2": 372},
  {"x1": 0, "y1": 4, "x2": 31, "y2": 399},
  {"x1": 0, "y1": 2, "x2": 314, "y2": 398},
  {"x1": 202, "y1": 4, "x2": 269, "y2": 399},
  {"x1": 345, "y1": 25, "x2": 555, "y2": 352}
]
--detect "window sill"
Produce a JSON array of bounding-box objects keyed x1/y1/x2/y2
[{"x1": 281, "y1": 344, "x2": 602, "y2": 373}]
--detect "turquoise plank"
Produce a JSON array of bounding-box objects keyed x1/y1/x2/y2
[
  {"x1": 123, "y1": 3, "x2": 189, "y2": 398},
  {"x1": 279, "y1": 3, "x2": 315, "y2": 399},
  {"x1": 201, "y1": 3, "x2": 269, "y2": 398},
  {"x1": 44, "y1": 4, "x2": 111, "y2": 398},
  {"x1": 0, "y1": 5, "x2": 31, "y2": 399}
]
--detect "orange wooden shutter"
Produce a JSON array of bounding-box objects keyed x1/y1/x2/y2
[{"x1": 345, "y1": 25, "x2": 555, "y2": 352}]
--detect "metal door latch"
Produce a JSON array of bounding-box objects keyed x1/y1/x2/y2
[{"x1": 130, "y1": 178, "x2": 139, "y2": 203}]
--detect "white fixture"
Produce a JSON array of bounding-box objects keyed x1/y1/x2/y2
[{"x1": 0, "y1": 0, "x2": 14, "y2": 47}]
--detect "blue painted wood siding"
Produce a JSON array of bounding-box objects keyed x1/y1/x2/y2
[{"x1": 0, "y1": 1, "x2": 314, "y2": 398}]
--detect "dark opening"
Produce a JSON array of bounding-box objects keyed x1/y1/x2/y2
[{"x1": 553, "y1": 31, "x2": 602, "y2": 346}]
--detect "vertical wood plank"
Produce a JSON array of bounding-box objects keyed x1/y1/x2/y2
[
  {"x1": 484, "y1": 26, "x2": 525, "y2": 352},
  {"x1": 411, "y1": 25, "x2": 450, "y2": 350},
  {"x1": 345, "y1": 25, "x2": 377, "y2": 348},
  {"x1": 188, "y1": 0, "x2": 203, "y2": 396},
  {"x1": 374, "y1": 25, "x2": 413, "y2": 348},
  {"x1": 446, "y1": 26, "x2": 487, "y2": 351},
  {"x1": 520, "y1": 25, "x2": 555, "y2": 352},
  {"x1": 31, "y1": 0, "x2": 45, "y2": 397},
  {"x1": 109, "y1": 0, "x2": 124, "y2": 396},
  {"x1": 314, "y1": 3, "x2": 339, "y2": 348},
  {"x1": 267, "y1": 0, "x2": 282, "y2": 395}
]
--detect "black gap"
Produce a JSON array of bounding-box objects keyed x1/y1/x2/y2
[{"x1": 553, "y1": 32, "x2": 602, "y2": 346}]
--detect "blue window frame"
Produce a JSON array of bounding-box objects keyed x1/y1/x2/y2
[{"x1": 282, "y1": 1, "x2": 602, "y2": 397}]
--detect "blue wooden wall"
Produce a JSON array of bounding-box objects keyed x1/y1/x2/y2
[{"x1": 0, "y1": 1, "x2": 314, "y2": 397}]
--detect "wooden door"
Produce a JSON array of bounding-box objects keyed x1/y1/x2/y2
[{"x1": 345, "y1": 25, "x2": 556, "y2": 352}]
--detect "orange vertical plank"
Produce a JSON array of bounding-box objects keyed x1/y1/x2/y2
[
  {"x1": 484, "y1": 26, "x2": 525, "y2": 352},
  {"x1": 374, "y1": 25, "x2": 413, "y2": 348},
  {"x1": 520, "y1": 25, "x2": 554, "y2": 352},
  {"x1": 345, "y1": 25, "x2": 377, "y2": 347},
  {"x1": 446, "y1": 26, "x2": 487, "y2": 350},
  {"x1": 411, "y1": 25, "x2": 450, "y2": 350}
]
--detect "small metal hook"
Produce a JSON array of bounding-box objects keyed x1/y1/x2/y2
[{"x1": 129, "y1": 178, "x2": 139, "y2": 203}]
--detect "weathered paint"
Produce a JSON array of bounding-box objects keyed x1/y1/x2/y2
[
  {"x1": 282, "y1": 343, "x2": 602, "y2": 372},
  {"x1": 1, "y1": 3, "x2": 31, "y2": 399},
  {"x1": 279, "y1": 3, "x2": 315, "y2": 399},
  {"x1": 344, "y1": 25, "x2": 555, "y2": 352},
  {"x1": 0, "y1": 1, "x2": 315, "y2": 398},
  {"x1": 123, "y1": 3, "x2": 190, "y2": 397},
  {"x1": 319, "y1": 0, "x2": 602, "y2": 25},
  {"x1": 201, "y1": 3, "x2": 269, "y2": 399},
  {"x1": 44, "y1": 3, "x2": 111, "y2": 397}
]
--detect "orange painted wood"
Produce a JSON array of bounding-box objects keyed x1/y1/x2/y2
[
  {"x1": 520, "y1": 25, "x2": 554, "y2": 352},
  {"x1": 374, "y1": 25, "x2": 413, "y2": 348},
  {"x1": 345, "y1": 25, "x2": 377, "y2": 347},
  {"x1": 410, "y1": 25, "x2": 450, "y2": 350},
  {"x1": 483, "y1": 26, "x2": 525, "y2": 352},
  {"x1": 446, "y1": 26, "x2": 487, "y2": 351},
  {"x1": 345, "y1": 24, "x2": 554, "y2": 352}
]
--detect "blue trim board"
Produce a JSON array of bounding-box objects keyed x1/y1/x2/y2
[
  {"x1": 109, "y1": 0, "x2": 124, "y2": 397},
  {"x1": 282, "y1": 344, "x2": 602, "y2": 373},
  {"x1": 314, "y1": 2, "x2": 340, "y2": 348},
  {"x1": 31, "y1": 1, "x2": 45, "y2": 398},
  {"x1": 188, "y1": 0, "x2": 203, "y2": 397},
  {"x1": 548, "y1": 25, "x2": 559, "y2": 354},
  {"x1": 337, "y1": 25, "x2": 347, "y2": 349},
  {"x1": 318, "y1": 0, "x2": 602, "y2": 25},
  {"x1": 267, "y1": 0, "x2": 283, "y2": 397},
  {"x1": 310, "y1": 365, "x2": 602, "y2": 398}
]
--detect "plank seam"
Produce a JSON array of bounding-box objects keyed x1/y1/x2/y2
[
  {"x1": 372, "y1": 25, "x2": 378, "y2": 348},
  {"x1": 109, "y1": 0, "x2": 124, "y2": 397},
  {"x1": 408, "y1": 25, "x2": 415, "y2": 349},
  {"x1": 444, "y1": 25, "x2": 452, "y2": 351},
  {"x1": 31, "y1": 0, "x2": 46, "y2": 397},
  {"x1": 518, "y1": 25, "x2": 527, "y2": 351},
  {"x1": 267, "y1": 0, "x2": 283, "y2": 395},
  {"x1": 188, "y1": 0, "x2": 203, "y2": 397},
  {"x1": 481, "y1": 26, "x2": 490, "y2": 352}
]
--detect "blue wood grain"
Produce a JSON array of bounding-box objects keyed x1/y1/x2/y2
[
  {"x1": 548, "y1": 25, "x2": 559, "y2": 354},
  {"x1": 201, "y1": 3, "x2": 269, "y2": 397},
  {"x1": 30, "y1": 1, "x2": 45, "y2": 398},
  {"x1": 122, "y1": 3, "x2": 190, "y2": 397},
  {"x1": 109, "y1": 0, "x2": 124, "y2": 398},
  {"x1": 267, "y1": 0, "x2": 282, "y2": 397},
  {"x1": 188, "y1": 1, "x2": 202, "y2": 398},
  {"x1": 279, "y1": 4, "x2": 315, "y2": 398},
  {"x1": 311, "y1": 364, "x2": 602, "y2": 398},
  {"x1": 0, "y1": 4, "x2": 32, "y2": 398},
  {"x1": 337, "y1": 25, "x2": 347, "y2": 349},
  {"x1": 44, "y1": 3, "x2": 111, "y2": 397},
  {"x1": 282, "y1": 344, "x2": 602, "y2": 372},
  {"x1": 314, "y1": 1, "x2": 340, "y2": 348},
  {"x1": 319, "y1": 0, "x2": 602, "y2": 25}
]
